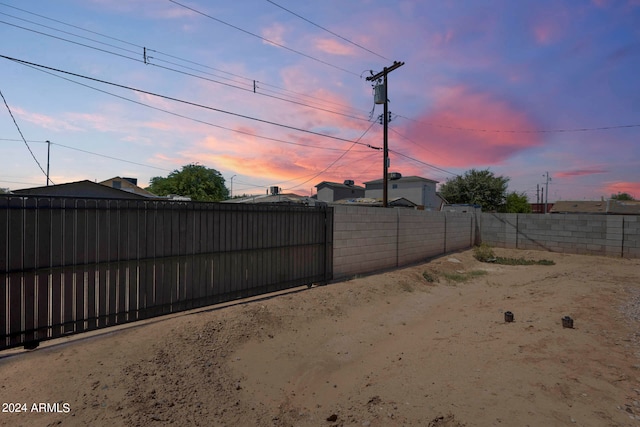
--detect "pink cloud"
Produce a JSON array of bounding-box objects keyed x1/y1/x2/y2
[
  {"x1": 161, "y1": 64, "x2": 388, "y2": 191},
  {"x1": 533, "y1": 25, "x2": 554, "y2": 44},
  {"x1": 65, "y1": 112, "x2": 115, "y2": 133},
  {"x1": 431, "y1": 30, "x2": 455, "y2": 47},
  {"x1": 88, "y1": 0, "x2": 195, "y2": 19},
  {"x1": 12, "y1": 107, "x2": 82, "y2": 132},
  {"x1": 401, "y1": 86, "x2": 543, "y2": 168},
  {"x1": 529, "y1": 6, "x2": 571, "y2": 45},
  {"x1": 180, "y1": 118, "x2": 382, "y2": 192},
  {"x1": 556, "y1": 168, "x2": 609, "y2": 178},
  {"x1": 604, "y1": 182, "x2": 640, "y2": 198},
  {"x1": 313, "y1": 38, "x2": 356, "y2": 56},
  {"x1": 261, "y1": 22, "x2": 287, "y2": 46},
  {"x1": 591, "y1": 0, "x2": 611, "y2": 7}
]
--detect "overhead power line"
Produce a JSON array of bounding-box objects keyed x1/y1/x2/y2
[
  {"x1": 0, "y1": 3, "x2": 367, "y2": 117},
  {"x1": 168, "y1": 0, "x2": 361, "y2": 77},
  {"x1": 388, "y1": 148, "x2": 457, "y2": 177},
  {"x1": 12, "y1": 64, "x2": 374, "y2": 154},
  {"x1": 387, "y1": 127, "x2": 460, "y2": 178},
  {"x1": 0, "y1": 178, "x2": 44, "y2": 186},
  {"x1": 2, "y1": 59, "x2": 453, "y2": 189},
  {"x1": 4, "y1": 3, "x2": 636, "y2": 136},
  {"x1": 285, "y1": 120, "x2": 377, "y2": 191},
  {"x1": 396, "y1": 113, "x2": 640, "y2": 134},
  {"x1": 0, "y1": 18, "x2": 369, "y2": 122},
  {"x1": 0, "y1": 138, "x2": 173, "y2": 172},
  {"x1": 0, "y1": 88, "x2": 53, "y2": 184},
  {"x1": 1, "y1": 55, "x2": 381, "y2": 151},
  {"x1": 265, "y1": 0, "x2": 391, "y2": 62}
]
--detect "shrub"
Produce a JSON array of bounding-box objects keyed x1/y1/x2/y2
[
  {"x1": 473, "y1": 243, "x2": 555, "y2": 265},
  {"x1": 443, "y1": 270, "x2": 487, "y2": 283},
  {"x1": 422, "y1": 271, "x2": 437, "y2": 283},
  {"x1": 473, "y1": 243, "x2": 496, "y2": 262}
]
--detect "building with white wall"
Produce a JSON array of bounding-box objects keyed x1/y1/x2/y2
[{"x1": 363, "y1": 175, "x2": 441, "y2": 210}]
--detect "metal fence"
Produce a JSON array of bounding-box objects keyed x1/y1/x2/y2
[{"x1": 1, "y1": 196, "x2": 333, "y2": 350}]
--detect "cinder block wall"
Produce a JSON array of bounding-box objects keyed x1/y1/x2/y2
[
  {"x1": 479, "y1": 213, "x2": 640, "y2": 257},
  {"x1": 445, "y1": 213, "x2": 477, "y2": 252},
  {"x1": 623, "y1": 216, "x2": 640, "y2": 258},
  {"x1": 332, "y1": 206, "x2": 476, "y2": 279},
  {"x1": 397, "y1": 210, "x2": 445, "y2": 265},
  {"x1": 332, "y1": 206, "x2": 398, "y2": 278}
]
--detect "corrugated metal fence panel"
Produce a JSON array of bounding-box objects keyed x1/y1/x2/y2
[{"x1": 1, "y1": 196, "x2": 333, "y2": 350}]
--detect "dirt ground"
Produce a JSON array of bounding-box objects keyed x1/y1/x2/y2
[{"x1": 2, "y1": 248, "x2": 640, "y2": 426}]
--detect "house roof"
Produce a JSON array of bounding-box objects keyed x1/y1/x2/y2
[
  {"x1": 607, "y1": 199, "x2": 640, "y2": 215},
  {"x1": 550, "y1": 201, "x2": 608, "y2": 214},
  {"x1": 363, "y1": 175, "x2": 438, "y2": 185},
  {"x1": 99, "y1": 177, "x2": 157, "y2": 198},
  {"x1": 223, "y1": 193, "x2": 321, "y2": 205},
  {"x1": 315, "y1": 181, "x2": 364, "y2": 190},
  {"x1": 442, "y1": 203, "x2": 482, "y2": 213},
  {"x1": 550, "y1": 200, "x2": 640, "y2": 215},
  {"x1": 330, "y1": 197, "x2": 417, "y2": 208},
  {"x1": 11, "y1": 180, "x2": 152, "y2": 199}
]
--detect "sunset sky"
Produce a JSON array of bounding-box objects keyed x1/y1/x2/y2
[{"x1": 1, "y1": 0, "x2": 639, "y2": 201}]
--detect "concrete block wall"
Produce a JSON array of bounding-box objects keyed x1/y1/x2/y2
[
  {"x1": 332, "y1": 206, "x2": 476, "y2": 279},
  {"x1": 397, "y1": 210, "x2": 446, "y2": 265},
  {"x1": 624, "y1": 216, "x2": 640, "y2": 258},
  {"x1": 478, "y1": 213, "x2": 518, "y2": 249},
  {"x1": 333, "y1": 206, "x2": 399, "y2": 278},
  {"x1": 480, "y1": 213, "x2": 640, "y2": 257},
  {"x1": 445, "y1": 213, "x2": 477, "y2": 252}
]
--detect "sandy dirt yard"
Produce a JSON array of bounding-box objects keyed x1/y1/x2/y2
[{"x1": 2, "y1": 248, "x2": 640, "y2": 427}]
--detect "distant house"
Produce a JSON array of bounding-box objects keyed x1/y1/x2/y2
[
  {"x1": 550, "y1": 201, "x2": 608, "y2": 214},
  {"x1": 551, "y1": 200, "x2": 640, "y2": 215},
  {"x1": 331, "y1": 197, "x2": 417, "y2": 208},
  {"x1": 99, "y1": 177, "x2": 157, "y2": 198},
  {"x1": 363, "y1": 174, "x2": 440, "y2": 210},
  {"x1": 442, "y1": 203, "x2": 482, "y2": 214},
  {"x1": 11, "y1": 180, "x2": 152, "y2": 199},
  {"x1": 608, "y1": 199, "x2": 640, "y2": 215},
  {"x1": 315, "y1": 180, "x2": 365, "y2": 203},
  {"x1": 530, "y1": 203, "x2": 554, "y2": 214},
  {"x1": 434, "y1": 193, "x2": 449, "y2": 211},
  {"x1": 224, "y1": 186, "x2": 321, "y2": 205}
]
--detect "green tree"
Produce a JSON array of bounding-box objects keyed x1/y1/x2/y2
[
  {"x1": 439, "y1": 169, "x2": 509, "y2": 212},
  {"x1": 500, "y1": 191, "x2": 532, "y2": 213},
  {"x1": 147, "y1": 164, "x2": 229, "y2": 202},
  {"x1": 611, "y1": 192, "x2": 635, "y2": 201},
  {"x1": 0, "y1": 187, "x2": 8, "y2": 194}
]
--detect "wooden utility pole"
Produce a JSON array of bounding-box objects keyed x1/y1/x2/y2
[
  {"x1": 543, "y1": 171, "x2": 551, "y2": 214},
  {"x1": 366, "y1": 61, "x2": 404, "y2": 207}
]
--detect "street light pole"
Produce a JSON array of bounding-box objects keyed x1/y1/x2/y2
[
  {"x1": 230, "y1": 174, "x2": 236, "y2": 198},
  {"x1": 46, "y1": 140, "x2": 51, "y2": 186}
]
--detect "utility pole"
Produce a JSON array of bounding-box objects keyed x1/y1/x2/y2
[
  {"x1": 543, "y1": 172, "x2": 551, "y2": 214},
  {"x1": 46, "y1": 140, "x2": 51, "y2": 186},
  {"x1": 230, "y1": 174, "x2": 236, "y2": 198},
  {"x1": 366, "y1": 61, "x2": 404, "y2": 207}
]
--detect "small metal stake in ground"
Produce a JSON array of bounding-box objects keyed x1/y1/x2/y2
[
  {"x1": 504, "y1": 311, "x2": 514, "y2": 322},
  {"x1": 562, "y1": 316, "x2": 574, "y2": 328}
]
